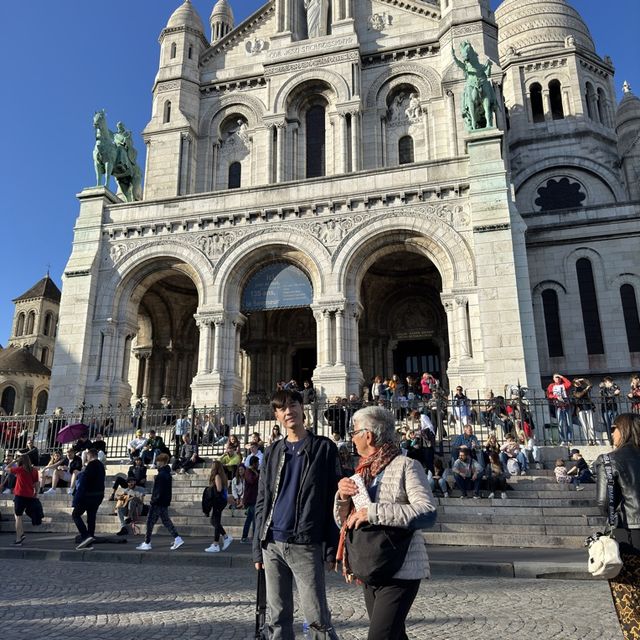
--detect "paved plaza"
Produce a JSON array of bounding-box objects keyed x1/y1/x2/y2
[{"x1": 0, "y1": 558, "x2": 621, "y2": 639}]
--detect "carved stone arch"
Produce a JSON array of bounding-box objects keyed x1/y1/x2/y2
[
  {"x1": 211, "y1": 226, "x2": 332, "y2": 311},
  {"x1": 365, "y1": 63, "x2": 442, "y2": 109},
  {"x1": 514, "y1": 160, "x2": 625, "y2": 202},
  {"x1": 333, "y1": 213, "x2": 475, "y2": 299},
  {"x1": 199, "y1": 92, "x2": 266, "y2": 137},
  {"x1": 609, "y1": 272, "x2": 640, "y2": 290},
  {"x1": 99, "y1": 240, "x2": 213, "y2": 323},
  {"x1": 273, "y1": 68, "x2": 351, "y2": 114},
  {"x1": 532, "y1": 279, "x2": 567, "y2": 297},
  {"x1": 563, "y1": 246, "x2": 606, "y2": 286}
]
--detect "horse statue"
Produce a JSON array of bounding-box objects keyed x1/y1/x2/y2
[
  {"x1": 452, "y1": 41, "x2": 498, "y2": 132},
  {"x1": 93, "y1": 110, "x2": 142, "y2": 202}
]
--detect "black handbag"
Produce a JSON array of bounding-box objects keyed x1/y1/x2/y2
[{"x1": 345, "y1": 524, "x2": 414, "y2": 586}]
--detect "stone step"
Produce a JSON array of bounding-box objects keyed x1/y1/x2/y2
[
  {"x1": 433, "y1": 522, "x2": 592, "y2": 536},
  {"x1": 440, "y1": 504, "x2": 602, "y2": 516},
  {"x1": 422, "y1": 532, "x2": 586, "y2": 549}
]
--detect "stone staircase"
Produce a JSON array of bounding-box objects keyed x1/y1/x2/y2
[{"x1": 0, "y1": 447, "x2": 608, "y2": 549}]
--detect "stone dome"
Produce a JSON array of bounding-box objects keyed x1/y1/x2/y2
[
  {"x1": 495, "y1": 0, "x2": 595, "y2": 60},
  {"x1": 210, "y1": 0, "x2": 234, "y2": 24},
  {"x1": 616, "y1": 82, "x2": 640, "y2": 130},
  {"x1": 166, "y1": 0, "x2": 206, "y2": 33}
]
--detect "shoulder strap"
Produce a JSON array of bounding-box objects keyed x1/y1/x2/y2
[{"x1": 601, "y1": 454, "x2": 617, "y2": 528}]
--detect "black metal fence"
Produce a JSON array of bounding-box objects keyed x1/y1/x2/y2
[{"x1": 0, "y1": 391, "x2": 637, "y2": 462}]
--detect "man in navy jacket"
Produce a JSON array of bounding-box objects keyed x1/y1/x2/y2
[
  {"x1": 73, "y1": 449, "x2": 105, "y2": 550},
  {"x1": 254, "y1": 389, "x2": 341, "y2": 639}
]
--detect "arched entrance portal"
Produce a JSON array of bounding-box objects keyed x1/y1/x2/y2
[
  {"x1": 358, "y1": 251, "x2": 448, "y2": 389},
  {"x1": 239, "y1": 262, "x2": 316, "y2": 399},
  {"x1": 123, "y1": 266, "x2": 199, "y2": 408}
]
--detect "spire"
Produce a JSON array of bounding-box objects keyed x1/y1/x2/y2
[{"x1": 210, "y1": 0, "x2": 235, "y2": 44}]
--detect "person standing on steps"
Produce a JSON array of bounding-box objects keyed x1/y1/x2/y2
[
  {"x1": 203, "y1": 460, "x2": 232, "y2": 553},
  {"x1": 136, "y1": 453, "x2": 183, "y2": 552},
  {"x1": 72, "y1": 448, "x2": 106, "y2": 550},
  {"x1": 254, "y1": 389, "x2": 341, "y2": 640}
]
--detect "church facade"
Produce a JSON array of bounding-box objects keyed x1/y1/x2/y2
[{"x1": 48, "y1": 0, "x2": 640, "y2": 411}]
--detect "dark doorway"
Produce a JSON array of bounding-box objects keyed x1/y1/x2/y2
[
  {"x1": 393, "y1": 340, "x2": 441, "y2": 378},
  {"x1": 292, "y1": 347, "x2": 316, "y2": 386}
]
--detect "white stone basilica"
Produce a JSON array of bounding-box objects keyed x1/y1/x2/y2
[{"x1": 48, "y1": 0, "x2": 640, "y2": 411}]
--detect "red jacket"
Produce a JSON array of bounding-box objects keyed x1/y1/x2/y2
[{"x1": 546, "y1": 376, "x2": 571, "y2": 403}]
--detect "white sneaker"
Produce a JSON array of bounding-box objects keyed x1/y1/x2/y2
[
  {"x1": 67, "y1": 489, "x2": 73, "y2": 495},
  {"x1": 487, "y1": 492, "x2": 495, "y2": 499},
  {"x1": 222, "y1": 535, "x2": 233, "y2": 551},
  {"x1": 559, "y1": 441, "x2": 566, "y2": 446},
  {"x1": 44, "y1": 488, "x2": 56, "y2": 495},
  {"x1": 594, "y1": 440, "x2": 602, "y2": 446},
  {"x1": 205, "y1": 543, "x2": 220, "y2": 553},
  {"x1": 170, "y1": 536, "x2": 184, "y2": 550},
  {"x1": 136, "y1": 542, "x2": 152, "y2": 551},
  {"x1": 443, "y1": 492, "x2": 449, "y2": 498},
  {"x1": 2, "y1": 488, "x2": 11, "y2": 495},
  {"x1": 576, "y1": 485, "x2": 585, "y2": 492},
  {"x1": 501, "y1": 492, "x2": 507, "y2": 500}
]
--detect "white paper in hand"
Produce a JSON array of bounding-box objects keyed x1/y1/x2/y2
[{"x1": 350, "y1": 473, "x2": 372, "y2": 511}]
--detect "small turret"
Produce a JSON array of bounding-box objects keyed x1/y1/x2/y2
[
  {"x1": 210, "y1": 0, "x2": 235, "y2": 44},
  {"x1": 616, "y1": 81, "x2": 640, "y2": 200}
]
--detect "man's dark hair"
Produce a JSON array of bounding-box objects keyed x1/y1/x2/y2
[
  {"x1": 249, "y1": 455, "x2": 260, "y2": 468},
  {"x1": 148, "y1": 429, "x2": 156, "y2": 436},
  {"x1": 87, "y1": 448, "x2": 99, "y2": 458},
  {"x1": 271, "y1": 389, "x2": 304, "y2": 411}
]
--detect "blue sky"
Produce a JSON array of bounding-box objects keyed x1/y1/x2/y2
[{"x1": 0, "y1": 0, "x2": 638, "y2": 344}]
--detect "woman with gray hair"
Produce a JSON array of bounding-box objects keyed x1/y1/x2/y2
[{"x1": 335, "y1": 406, "x2": 437, "y2": 640}]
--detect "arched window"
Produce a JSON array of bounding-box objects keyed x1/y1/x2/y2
[
  {"x1": 398, "y1": 136, "x2": 415, "y2": 165},
  {"x1": 163, "y1": 101, "x2": 172, "y2": 124},
  {"x1": 585, "y1": 82, "x2": 595, "y2": 119},
  {"x1": 620, "y1": 284, "x2": 640, "y2": 352},
  {"x1": 43, "y1": 312, "x2": 53, "y2": 337},
  {"x1": 306, "y1": 105, "x2": 326, "y2": 178},
  {"x1": 40, "y1": 347, "x2": 49, "y2": 366},
  {"x1": 228, "y1": 162, "x2": 241, "y2": 189},
  {"x1": 170, "y1": 42, "x2": 177, "y2": 59},
  {"x1": 597, "y1": 88, "x2": 608, "y2": 126},
  {"x1": 530, "y1": 83, "x2": 544, "y2": 123},
  {"x1": 36, "y1": 390, "x2": 48, "y2": 415},
  {"x1": 1, "y1": 387, "x2": 16, "y2": 415},
  {"x1": 549, "y1": 80, "x2": 564, "y2": 120},
  {"x1": 15, "y1": 313, "x2": 25, "y2": 337},
  {"x1": 541, "y1": 289, "x2": 564, "y2": 357},
  {"x1": 26, "y1": 311, "x2": 36, "y2": 335},
  {"x1": 576, "y1": 258, "x2": 604, "y2": 354}
]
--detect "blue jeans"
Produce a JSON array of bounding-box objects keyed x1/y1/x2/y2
[
  {"x1": 454, "y1": 474, "x2": 481, "y2": 496},
  {"x1": 601, "y1": 410, "x2": 616, "y2": 443},
  {"x1": 499, "y1": 452, "x2": 529, "y2": 472},
  {"x1": 556, "y1": 407, "x2": 573, "y2": 442},
  {"x1": 262, "y1": 541, "x2": 339, "y2": 640},
  {"x1": 242, "y1": 504, "x2": 255, "y2": 539}
]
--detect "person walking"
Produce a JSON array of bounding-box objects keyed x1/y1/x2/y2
[
  {"x1": 72, "y1": 448, "x2": 106, "y2": 550},
  {"x1": 8, "y1": 453, "x2": 39, "y2": 546},
  {"x1": 253, "y1": 389, "x2": 341, "y2": 640},
  {"x1": 335, "y1": 406, "x2": 437, "y2": 640},
  {"x1": 136, "y1": 453, "x2": 183, "y2": 551},
  {"x1": 204, "y1": 460, "x2": 232, "y2": 553},
  {"x1": 242, "y1": 455, "x2": 260, "y2": 543},
  {"x1": 594, "y1": 413, "x2": 640, "y2": 639}
]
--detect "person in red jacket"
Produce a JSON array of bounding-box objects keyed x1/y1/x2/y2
[
  {"x1": 8, "y1": 453, "x2": 39, "y2": 546},
  {"x1": 546, "y1": 373, "x2": 573, "y2": 445}
]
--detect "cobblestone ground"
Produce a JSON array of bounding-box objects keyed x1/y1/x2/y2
[{"x1": 0, "y1": 559, "x2": 621, "y2": 639}]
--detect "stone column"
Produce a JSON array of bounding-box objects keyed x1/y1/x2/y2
[
  {"x1": 324, "y1": 309, "x2": 333, "y2": 365},
  {"x1": 543, "y1": 89, "x2": 551, "y2": 121},
  {"x1": 446, "y1": 89, "x2": 459, "y2": 156},
  {"x1": 345, "y1": 0, "x2": 352, "y2": 19},
  {"x1": 339, "y1": 114, "x2": 349, "y2": 173},
  {"x1": 265, "y1": 125, "x2": 274, "y2": 183},
  {"x1": 350, "y1": 111, "x2": 361, "y2": 171},
  {"x1": 211, "y1": 141, "x2": 219, "y2": 191},
  {"x1": 212, "y1": 318, "x2": 224, "y2": 373},
  {"x1": 335, "y1": 310, "x2": 344, "y2": 366},
  {"x1": 195, "y1": 316, "x2": 213, "y2": 374},
  {"x1": 276, "y1": 121, "x2": 286, "y2": 183},
  {"x1": 422, "y1": 104, "x2": 432, "y2": 160},
  {"x1": 442, "y1": 299, "x2": 456, "y2": 364},
  {"x1": 455, "y1": 296, "x2": 471, "y2": 358}
]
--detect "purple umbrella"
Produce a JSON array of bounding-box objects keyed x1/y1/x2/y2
[{"x1": 56, "y1": 423, "x2": 89, "y2": 444}]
